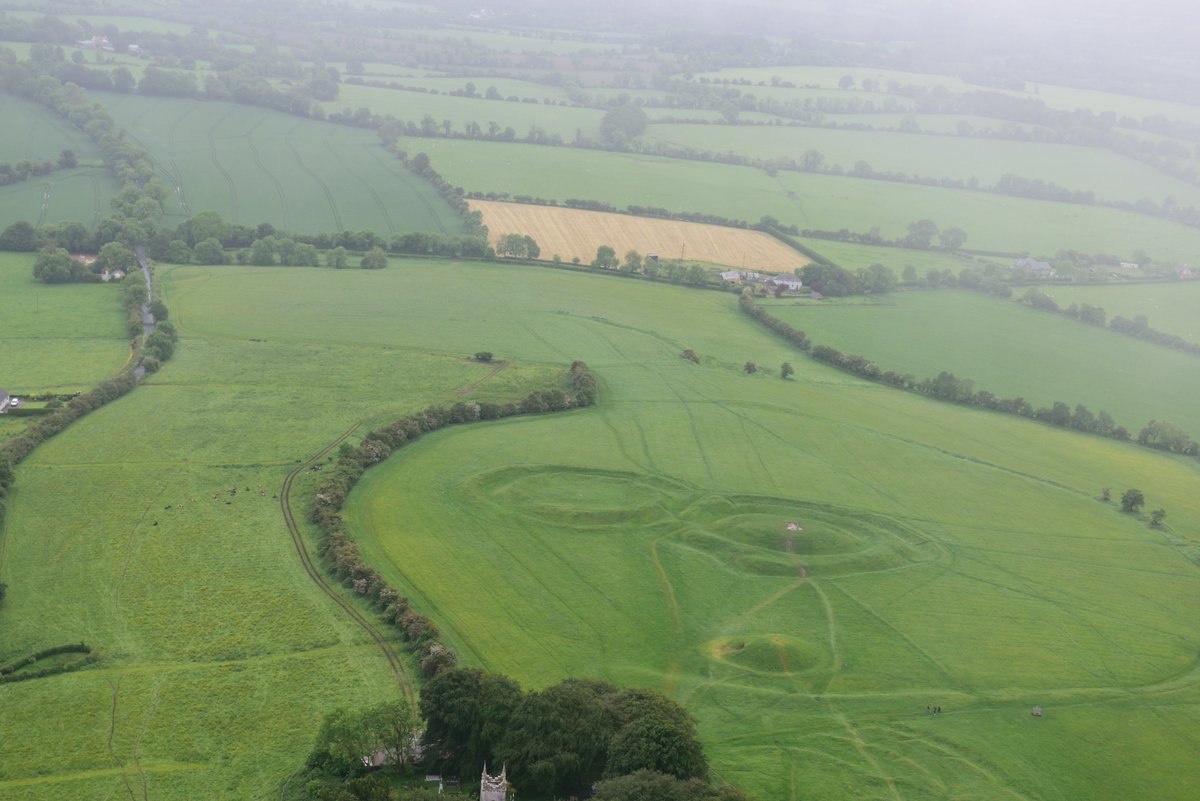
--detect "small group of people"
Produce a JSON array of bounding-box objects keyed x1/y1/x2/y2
[{"x1": 926, "y1": 705, "x2": 942, "y2": 715}]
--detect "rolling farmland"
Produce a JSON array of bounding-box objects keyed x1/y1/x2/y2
[
  {"x1": 763, "y1": 289, "x2": 1200, "y2": 438},
  {"x1": 471, "y1": 199, "x2": 809, "y2": 269},
  {"x1": 398, "y1": 137, "x2": 1200, "y2": 260},
  {"x1": 645, "y1": 123, "x2": 1200, "y2": 206},
  {"x1": 97, "y1": 94, "x2": 467, "y2": 235},
  {"x1": 3, "y1": 6, "x2": 1200, "y2": 801},
  {"x1": 0, "y1": 262, "x2": 565, "y2": 801}
]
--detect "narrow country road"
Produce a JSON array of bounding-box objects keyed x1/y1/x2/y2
[{"x1": 133, "y1": 246, "x2": 155, "y2": 379}]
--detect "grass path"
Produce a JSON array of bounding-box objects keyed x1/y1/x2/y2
[{"x1": 278, "y1": 421, "x2": 417, "y2": 710}]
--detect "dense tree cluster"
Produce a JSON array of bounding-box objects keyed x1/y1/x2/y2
[
  {"x1": 420, "y1": 669, "x2": 709, "y2": 798},
  {"x1": 795, "y1": 262, "x2": 896, "y2": 296}
]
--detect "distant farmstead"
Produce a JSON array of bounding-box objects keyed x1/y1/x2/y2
[
  {"x1": 1011, "y1": 257, "x2": 1055, "y2": 277},
  {"x1": 769, "y1": 275, "x2": 804, "y2": 291},
  {"x1": 76, "y1": 35, "x2": 115, "y2": 51}
]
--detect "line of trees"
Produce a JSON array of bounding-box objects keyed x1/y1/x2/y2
[
  {"x1": 307, "y1": 363, "x2": 598, "y2": 684},
  {"x1": 0, "y1": 149, "x2": 77, "y2": 186},
  {"x1": 736, "y1": 295, "x2": 1200, "y2": 459},
  {"x1": 799, "y1": 219, "x2": 969, "y2": 253},
  {"x1": 1019, "y1": 289, "x2": 1200, "y2": 357}
]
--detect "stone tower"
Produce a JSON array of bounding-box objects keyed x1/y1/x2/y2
[{"x1": 480, "y1": 763, "x2": 508, "y2": 801}]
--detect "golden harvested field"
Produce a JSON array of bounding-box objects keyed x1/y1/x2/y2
[{"x1": 471, "y1": 200, "x2": 810, "y2": 270}]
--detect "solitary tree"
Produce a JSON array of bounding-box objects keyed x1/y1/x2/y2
[
  {"x1": 1150, "y1": 508, "x2": 1166, "y2": 527},
  {"x1": 327, "y1": 246, "x2": 349, "y2": 268},
  {"x1": 361, "y1": 246, "x2": 388, "y2": 269},
  {"x1": 1101, "y1": 487, "x2": 1111, "y2": 501},
  {"x1": 743, "y1": 362, "x2": 757, "y2": 374},
  {"x1": 593, "y1": 245, "x2": 618, "y2": 270},
  {"x1": 906, "y1": 219, "x2": 939, "y2": 249},
  {"x1": 1120, "y1": 488, "x2": 1145, "y2": 514},
  {"x1": 938, "y1": 227, "x2": 968, "y2": 251},
  {"x1": 780, "y1": 362, "x2": 794, "y2": 380}
]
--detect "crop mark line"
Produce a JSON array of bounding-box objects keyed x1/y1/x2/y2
[
  {"x1": 206, "y1": 107, "x2": 241, "y2": 222},
  {"x1": 832, "y1": 709, "x2": 904, "y2": 801},
  {"x1": 365, "y1": 145, "x2": 448, "y2": 234},
  {"x1": 829, "y1": 581, "x2": 964, "y2": 691},
  {"x1": 107, "y1": 678, "x2": 138, "y2": 801},
  {"x1": 286, "y1": 138, "x2": 343, "y2": 231},
  {"x1": 114, "y1": 485, "x2": 170, "y2": 611},
  {"x1": 656, "y1": 375, "x2": 715, "y2": 485},
  {"x1": 323, "y1": 131, "x2": 395, "y2": 233},
  {"x1": 453, "y1": 361, "x2": 510, "y2": 396},
  {"x1": 248, "y1": 141, "x2": 291, "y2": 231}
]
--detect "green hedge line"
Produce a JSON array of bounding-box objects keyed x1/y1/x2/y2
[{"x1": 309, "y1": 361, "x2": 598, "y2": 680}]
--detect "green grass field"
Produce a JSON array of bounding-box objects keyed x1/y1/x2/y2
[
  {"x1": 3, "y1": 260, "x2": 1199, "y2": 801},
  {"x1": 351, "y1": 74, "x2": 573, "y2": 104},
  {"x1": 762, "y1": 289, "x2": 1200, "y2": 439},
  {"x1": 694, "y1": 66, "x2": 1200, "y2": 126},
  {"x1": 645, "y1": 123, "x2": 1200, "y2": 205},
  {"x1": 0, "y1": 254, "x2": 129, "y2": 392},
  {"x1": 0, "y1": 165, "x2": 119, "y2": 229},
  {"x1": 0, "y1": 94, "x2": 105, "y2": 166},
  {"x1": 0, "y1": 93, "x2": 119, "y2": 229},
  {"x1": 395, "y1": 137, "x2": 1200, "y2": 260},
  {"x1": 96, "y1": 94, "x2": 467, "y2": 234},
  {"x1": 1044, "y1": 281, "x2": 1200, "y2": 346},
  {"x1": 283, "y1": 261, "x2": 1200, "y2": 801},
  {"x1": 0, "y1": 262, "x2": 563, "y2": 801},
  {"x1": 325, "y1": 82, "x2": 606, "y2": 141}
]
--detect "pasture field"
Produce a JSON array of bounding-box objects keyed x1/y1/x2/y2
[
  {"x1": 0, "y1": 253, "x2": 129, "y2": 392},
  {"x1": 818, "y1": 113, "x2": 1049, "y2": 135},
  {"x1": 645, "y1": 123, "x2": 1200, "y2": 205},
  {"x1": 695, "y1": 66, "x2": 1200, "y2": 126},
  {"x1": 1046, "y1": 281, "x2": 1200, "y2": 346},
  {"x1": 1, "y1": 10, "x2": 200, "y2": 35},
  {"x1": 1, "y1": 260, "x2": 1198, "y2": 801},
  {"x1": 351, "y1": 74, "x2": 573, "y2": 104},
  {"x1": 763, "y1": 289, "x2": 1200, "y2": 438},
  {"x1": 470, "y1": 199, "x2": 809, "y2": 269},
  {"x1": 0, "y1": 93, "x2": 104, "y2": 166},
  {"x1": 325, "y1": 82, "x2": 605, "y2": 141},
  {"x1": 399, "y1": 136, "x2": 1200, "y2": 259},
  {"x1": 0, "y1": 262, "x2": 564, "y2": 801},
  {"x1": 391, "y1": 27, "x2": 629, "y2": 55},
  {"x1": 97, "y1": 94, "x2": 467, "y2": 234},
  {"x1": 264, "y1": 260, "x2": 1200, "y2": 801},
  {"x1": 0, "y1": 165, "x2": 118, "y2": 229}
]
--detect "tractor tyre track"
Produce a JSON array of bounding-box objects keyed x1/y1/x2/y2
[
  {"x1": 365, "y1": 146, "x2": 448, "y2": 234},
  {"x1": 286, "y1": 138, "x2": 343, "y2": 231},
  {"x1": 279, "y1": 423, "x2": 415, "y2": 709},
  {"x1": 206, "y1": 109, "x2": 241, "y2": 222},
  {"x1": 323, "y1": 133, "x2": 395, "y2": 233},
  {"x1": 249, "y1": 142, "x2": 291, "y2": 231}
]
